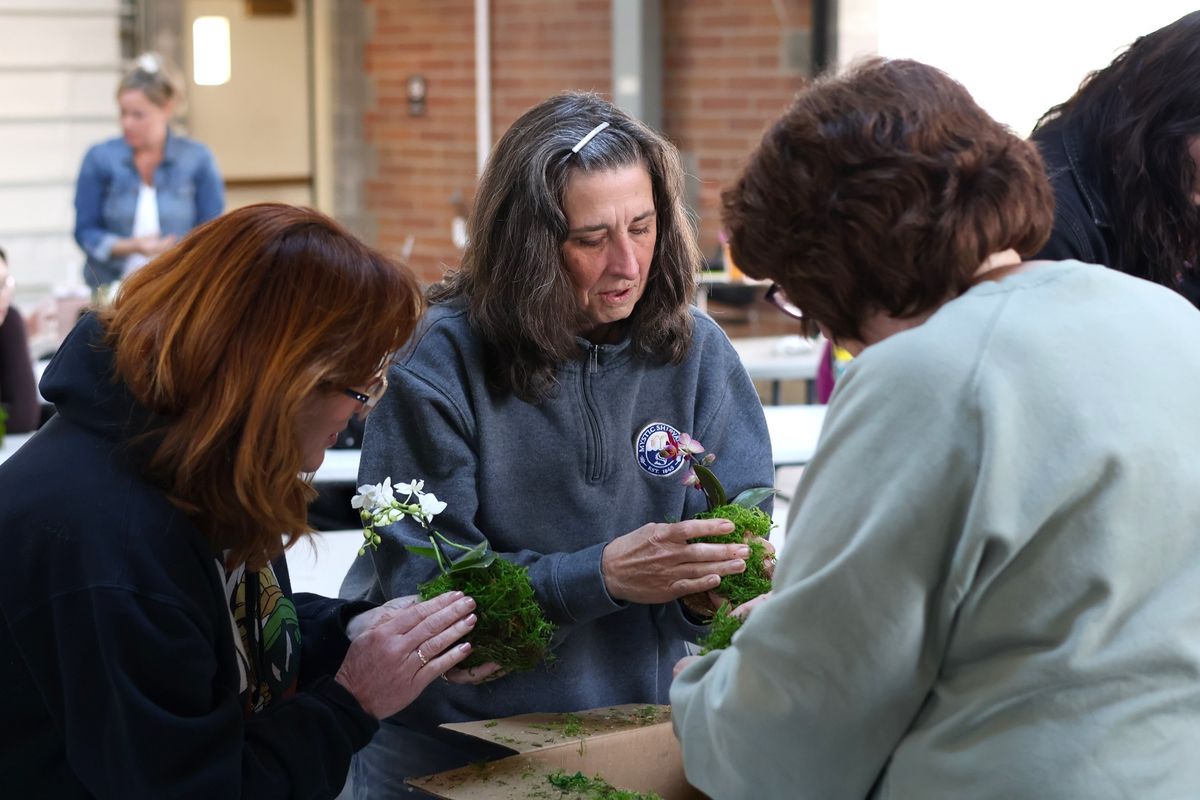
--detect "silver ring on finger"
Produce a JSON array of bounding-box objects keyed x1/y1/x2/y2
[{"x1": 416, "y1": 646, "x2": 429, "y2": 667}]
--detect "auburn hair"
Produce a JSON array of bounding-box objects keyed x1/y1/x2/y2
[
  {"x1": 100, "y1": 203, "x2": 423, "y2": 568},
  {"x1": 723, "y1": 58, "x2": 1054, "y2": 341}
]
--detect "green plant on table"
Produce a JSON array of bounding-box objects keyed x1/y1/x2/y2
[{"x1": 352, "y1": 478, "x2": 555, "y2": 673}]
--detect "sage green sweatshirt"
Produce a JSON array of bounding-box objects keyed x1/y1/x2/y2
[{"x1": 673, "y1": 261, "x2": 1200, "y2": 799}]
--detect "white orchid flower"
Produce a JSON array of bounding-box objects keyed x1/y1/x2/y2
[
  {"x1": 395, "y1": 479, "x2": 424, "y2": 496},
  {"x1": 352, "y1": 478, "x2": 396, "y2": 512},
  {"x1": 418, "y1": 491, "x2": 448, "y2": 523}
]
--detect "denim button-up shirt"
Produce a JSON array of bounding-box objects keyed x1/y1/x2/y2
[{"x1": 73, "y1": 131, "x2": 224, "y2": 288}]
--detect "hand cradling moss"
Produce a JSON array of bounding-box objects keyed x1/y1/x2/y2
[
  {"x1": 692, "y1": 502, "x2": 773, "y2": 604},
  {"x1": 417, "y1": 550, "x2": 555, "y2": 672}
]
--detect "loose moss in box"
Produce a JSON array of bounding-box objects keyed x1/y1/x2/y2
[
  {"x1": 547, "y1": 770, "x2": 664, "y2": 800},
  {"x1": 697, "y1": 602, "x2": 744, "y2": 654},
  {"x1": 412, "y1": 533, "x2": 555, "y2": 673}
]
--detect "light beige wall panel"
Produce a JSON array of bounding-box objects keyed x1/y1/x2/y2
[
  {"x1": 0, "y1": 16, "x2": 120, "y2": 67},
  {"x1": 0, "y1": 72, "x2": 117, "y2": 119},
  {"x1": 0, "y1": 121, "x2": 117, "y2": 182},
  {"x1": 224, "y1": 184, "x2": 313, "y2": 211},
  {"x1": 185, "y1": 0, "x2": 311, "y2": 179},
  {"x1": 0, "y1": 186, "x2": 74, "y2": 235},
  {"x1": 0, "y1": 0, "x2": 119, "y2": 10}
]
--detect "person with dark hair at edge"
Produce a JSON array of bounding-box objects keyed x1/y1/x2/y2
[
  {"x1": 73, "y1": 52, "x2": 224, "y2": 293},
  {"x1": 339, "y1": 92, "x2": 773, "y2": 798},
  {"x1": 0, "y1": 246, "x2": 38, "y2": 434},
  {"x1": 671, "y1": 58, "x2": 1200, "y2": 799},
  {"x1": 1030, "y1": 11, "x2": 1200, "y2": 303},
  {"x1": 0, "y1": 204, "x2": 484, "y2": 798}
]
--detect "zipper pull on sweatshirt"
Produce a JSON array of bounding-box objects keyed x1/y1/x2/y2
[{"x1": 589, "y1": 345, "x2": 599, "y2": 374}]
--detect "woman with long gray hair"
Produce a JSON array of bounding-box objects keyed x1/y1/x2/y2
[{"x1": 340, "y1": 92, "x2": 773, "y2": 796}]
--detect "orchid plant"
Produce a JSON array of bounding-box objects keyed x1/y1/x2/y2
[
  {"x1": 350, "y1": 476, "x2": 554, "y2": 671},
  {"x1": 660, "y1": 431, "x2": 776, "y2": 512},
  {"x1": 352, "y1": 478, "x2": 448, "y2": 556},
  {"x1": 662, "y1": 429, "x2": 776, "y2": 640}
]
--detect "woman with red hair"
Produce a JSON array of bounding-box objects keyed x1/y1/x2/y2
[{"x1": 0, "y1": 203, "x2": 480, "y2": 797}]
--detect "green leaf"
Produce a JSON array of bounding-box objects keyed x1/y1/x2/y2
[
  {"x1": 447, "y1": 551, "x2": 498, "y2": 572},
  {"x1": 433, "y1": 530, "x2": 477, "y2": 552},
  {"x1": 404, "y1": 544, "x2": 440, "y2": 560},
  {"x1": 692, "y1": 463, "x2": 727, "y2": 510},
  {"x1": 731, "y1": 487, "x2": 777, "y2": 509}
]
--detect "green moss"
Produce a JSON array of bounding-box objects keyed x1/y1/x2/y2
[
  {"x1": 418, "y1": 557, "x2": 555, "y2": 672},
  {"x1": 691, "y1": 503, "x2": 773, "y2": 604},
  {"x1": 697, "y1": 602, "x2": 744, "y2": 654},
  {"x1": 547, "y1": 770, "x2": 663, "y2": 800},
  {"x1": 560, "y1": 712, "x2": 586, "y2": 737}
]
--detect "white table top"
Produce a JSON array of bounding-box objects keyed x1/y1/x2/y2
[
  {"x1": 311, "y1": 447, "x2": 362, "y2": 485},
  {"x1": 0, "y1": 432, "x2": 35, "y2": 468},
  {"x1": 731, "y1": 335, "x2": 823, "y2": 382},
  {"x1": 1, "y1": 405, "x2": 826, "y2": 479},
  {"x1": 764, "y1": 403, "x2": 826, "y2": 467},
  {"x1": 309, "y1": 403, "x2": 828, "y2": 485}
]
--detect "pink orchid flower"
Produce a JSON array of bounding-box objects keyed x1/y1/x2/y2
[
  {"x1": 677, "y1": 433, "x2": 704, "y2": 457},
  {"x1": 681, "y1": 469, "x2": 701, "y2": 489}
]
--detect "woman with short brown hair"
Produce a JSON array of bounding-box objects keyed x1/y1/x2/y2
[
  {"x1": 671, "y1": 58, "x2": 1200, "y2": 799},
  {"x1": 0, "y1": 203, "x2": 481, "y2": 797}
]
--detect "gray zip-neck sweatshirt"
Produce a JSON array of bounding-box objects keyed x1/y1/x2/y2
[{"x1": 340, "y1": 301, "x2": 773, "y2": 777}]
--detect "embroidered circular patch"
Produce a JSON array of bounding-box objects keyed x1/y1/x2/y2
[{"x1": 634, "y1": 422, "x2": 686, "y2": 476}]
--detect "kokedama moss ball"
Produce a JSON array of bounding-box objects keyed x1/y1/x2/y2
[
  {"x1": 417, "y1": 557, "x2": 555, "y2": 672},
  {"x1": 698, "y1": 603, "x2": 744, "y2": 654},
  {"x1": 691, "y1": 502, "x2": 773, "y2": 605}
]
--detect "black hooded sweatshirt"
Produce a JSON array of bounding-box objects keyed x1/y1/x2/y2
[{"x1": 0, "y1": 315, "x2": 377, "y2": 798}]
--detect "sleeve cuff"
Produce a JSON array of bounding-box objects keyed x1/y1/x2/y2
[
  {"x1": 310, "y1": 675, "x2": 380, "y2": 751},
  {"x1": 94, "y1": 233, "x2": 118, "y2": 261},
  {"x1": 546, "y1": 542, "x2": 625, "y2": 624}
]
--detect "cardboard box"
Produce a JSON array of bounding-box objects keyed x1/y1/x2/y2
[{"x1": 408, "y1": 704, "x2": 706, "y2": 800}]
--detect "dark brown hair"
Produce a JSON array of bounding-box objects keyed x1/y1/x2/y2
[
  {"x1": 1034, "y1": 11, "x2": 1200, "y2": 294},
  {"x1": 429, "y1": 92, "x2": 701, "y2": 402},
  {"x1": 101, "y1": 203, "x2": 423, "y2": 568},
  {"x1": 724, "y1": 58, "x2": 1054, "y2": 341}
]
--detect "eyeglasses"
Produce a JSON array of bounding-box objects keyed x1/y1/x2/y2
[
  {"x1": 765, "y1": 283, "x2": 805, "y2": 321},
  {"x1": 343, "y1": 366, "x2": 390, "y2": 419}
]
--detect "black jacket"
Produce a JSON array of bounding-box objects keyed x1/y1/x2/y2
[
  {"x1": 1032, "y1": 117, "x2": 1200, "y2": 306},
  {"x1": 0, "y1": 315, "x2": 377, "y2": 798}
]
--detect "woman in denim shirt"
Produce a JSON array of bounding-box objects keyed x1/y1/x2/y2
[{"x1": 74, "y1": 53, "x2": 224, "y2": 290}]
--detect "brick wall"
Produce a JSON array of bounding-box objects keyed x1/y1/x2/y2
[
  {"x1": 362, "y1": 0, "x2": 809, "y2": 283},
  {"x1": 662, "y1": 0, "x2": 810, "y2": 262},
  {"x1": 363, "y1": 0, "x2": 610, "y2": 284}
]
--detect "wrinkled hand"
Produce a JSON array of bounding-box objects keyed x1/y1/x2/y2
[
  {"x1": 601, "y1": 518, "x2": 750, "y2": 604},
  {"x1": 345, "y1": 595, "x2": 420, "y2": 641},
  {"x1": 679, "y1": 535, "x2": 778, "y2": 616},
  {"x1": 335, "y1": 591, "x2": 477, "y2": 719},
  {"x1": 138, "y1": 233, "x2": 177, "y2": 256}
]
